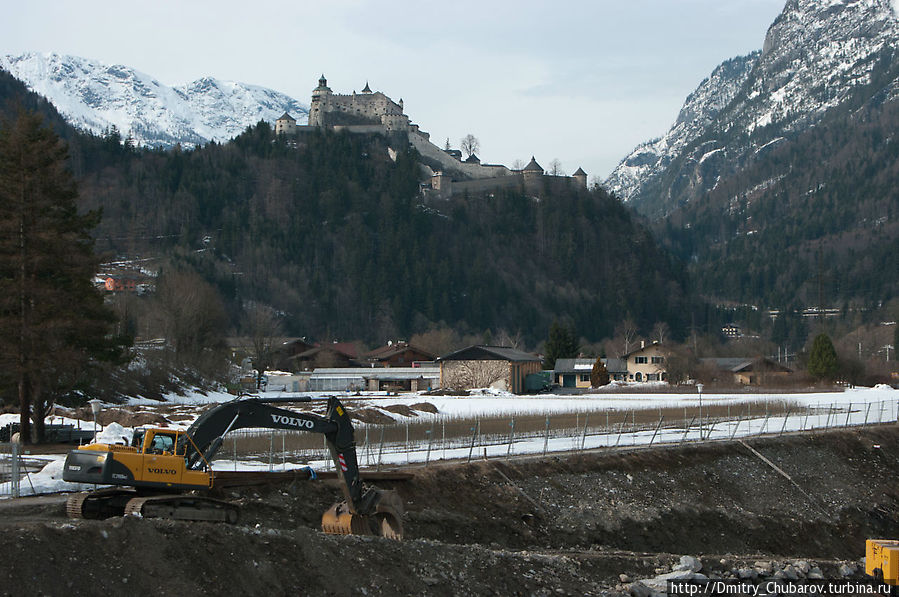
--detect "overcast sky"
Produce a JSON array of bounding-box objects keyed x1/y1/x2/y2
[{"x1": 2, "y1": 0, "x2": 785, "y2": 179}]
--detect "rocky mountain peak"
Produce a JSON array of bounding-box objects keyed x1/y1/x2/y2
[
  {"x1": 0, "y1": 52, "x2": 309, "y2": 149},
  {"x1": 606, "y1": 0, "x2": 899, "y2": 213}
]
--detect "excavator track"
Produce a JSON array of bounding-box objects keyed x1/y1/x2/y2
[
  {"x1": 66, "y1": 492, "x2": 90, "y2": 520},
  {"x1": 66, "y1": 488, "x2": 136, "y2": 520},
  {"x1": 124, "y1": 494, "x2": 239, "y2": 523}
]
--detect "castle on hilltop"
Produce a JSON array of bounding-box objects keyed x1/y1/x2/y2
[{"x1": 275, "y1": 76, "x2": 587, "y2": 198}]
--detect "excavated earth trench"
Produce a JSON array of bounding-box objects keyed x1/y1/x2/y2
[{"x1": 1, "y1": 425, "x2": 898, "y2": 596}]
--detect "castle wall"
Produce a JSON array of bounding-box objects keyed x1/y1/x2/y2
[
  {"x1": 408, "y1": 131, "x2": 511, "y2": 179},
  {"x1": 449, "y1": 174, "x2": 524, "y2": 196}
]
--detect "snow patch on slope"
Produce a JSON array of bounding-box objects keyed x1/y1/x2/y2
[{"x1": 0, "y1": 52, "x2": 309, "y2": 149}]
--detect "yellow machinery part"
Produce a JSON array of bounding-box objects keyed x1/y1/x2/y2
[
  {"x1": 867, "y1": 539, "x2": 899, "y2": 585},
  {"x1": 321, "y1": 491, "x2": 404, "y2": 541}
]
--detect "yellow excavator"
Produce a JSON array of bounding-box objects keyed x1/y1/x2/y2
[
  {"x1": 62, "y1": 395, "x2": 403, "y2": 539},
  {"x1": 867, "y1": 539, "x2": 899, "y2": 585}
]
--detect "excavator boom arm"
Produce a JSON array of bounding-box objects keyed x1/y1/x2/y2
[{"x1": 179, "y1": 396, "x2": 367, "y2": 512}]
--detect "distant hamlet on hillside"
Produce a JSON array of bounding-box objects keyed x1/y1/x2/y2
[{"x1": 273, "y1": 75, "x2": 588, "y2": 198}]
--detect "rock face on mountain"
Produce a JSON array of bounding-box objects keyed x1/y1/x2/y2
[
  {"x1": 606, "y1": 0, "x2": 899, "y2": 217},
  {"x1": 604, "y1": 52, "x2": 759, "y2": 204},
  {"x1": 0, "y1": 52, "x2": 308, "y2": 148}
]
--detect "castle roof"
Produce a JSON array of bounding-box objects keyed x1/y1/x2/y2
[
  {"x1": 464, "y1": 153, "x2": 480, "y2": 164},
  {"x1": 315, "y1": 74, "x2": 331, "y2": 92},
  {"x1": 362, "y1": 81, "x2": 372, "y2": 93},
  {"x1": 573, "y1": 167, "x2": 587, "y2": 176},
  {"x1": 277, "y1": 112, "x2": 296, "y2": 122},
  {"x1": 523, "y1": 156, "x2": 543, "y2": 172}
]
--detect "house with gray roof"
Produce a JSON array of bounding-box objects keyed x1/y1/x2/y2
[
  {"x1": 554, "y1": 358, "x2": 627, "y2": 389},
  {"x1": 437, "y1": 345, "x2": 542, "y2": 394}
]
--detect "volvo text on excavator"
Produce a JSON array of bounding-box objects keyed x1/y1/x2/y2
[{"x1": 62, "y1": 395, "x2": 403, "y2": 539}]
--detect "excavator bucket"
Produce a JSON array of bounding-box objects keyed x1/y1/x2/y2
[{"x1": 322, "y1": 489, "x2": 404, "y2": 540}]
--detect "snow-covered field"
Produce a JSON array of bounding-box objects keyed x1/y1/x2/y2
[{"x1": 1, "y1": 385, "x2": 896, "y2": 497}]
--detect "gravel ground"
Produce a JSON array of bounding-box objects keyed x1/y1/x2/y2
[{"x1": 1, "y1": 426, "x2": 896, "y2": 596}]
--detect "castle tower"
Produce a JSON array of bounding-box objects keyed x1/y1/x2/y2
[
  {"x1": 522, "y1": 156, "x2": 544, "y2": 191},
  {"x1": 274, "y1": 112, "x2": 297, "y2": 135},
  {"x1": 362, "y1": 81, "x2": 372, "y2": 93},
  {"x1": 572, "y1": 167, "x2": 587, "y2": 188},
  {"x1": 309, "y1": 74, "x2": 332, "y2": 127}
]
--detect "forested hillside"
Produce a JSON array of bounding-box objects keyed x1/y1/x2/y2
[
  {"x1": 660, "y1": 96, "x2": 899, "y2": 310},
  {"x1": 0, "y1": 68, "x2": 692, "y2": 346}
]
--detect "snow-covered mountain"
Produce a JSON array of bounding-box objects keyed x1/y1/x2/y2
[
  {"x1": 605, "y1": 52, "x2": 759, "y2": 203},
  {"x1": 605, "y1": 0, "x2": 899, "y2": 215},
  {"x1": 0, "y1": 52, "x2": 309, "y2": 148}
]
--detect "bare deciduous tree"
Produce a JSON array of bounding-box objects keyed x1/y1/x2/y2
[
  {"x1": 496, "y1": 329, "x2": 524, "y2": 350},
  {"x1": 614, "y1": 318, "x2": 638, "y2": 356},
  {"x1": 243, "y1": 303, "x2": 283, "y2": 389},
  {"x1": 653, "y1": 321, "x2": 671, "y2": 345},
  {"x1": 460, "y1": 134, "x2": 480, "y2": 159},
  {"x1": 548, "y1": 159, "x2": 565, "y2": 176},
  {"x1": 442, "y1": 361, "x2": 508, "y2": 391}
]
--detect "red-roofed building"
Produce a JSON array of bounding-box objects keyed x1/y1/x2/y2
[{"x1": 365, "y1": 341, "x2": 436, "y2": 368}]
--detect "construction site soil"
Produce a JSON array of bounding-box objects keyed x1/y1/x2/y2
[{"x1": 2, "y1": 426, "x2": 898, "y2": 596}]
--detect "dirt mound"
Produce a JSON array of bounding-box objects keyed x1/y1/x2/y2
[
  {"x1": 409, "y1": 402, "x2": 439, "y2": 413},
  {"x1": 349, "y1": 407, "x2": 396, "y2": 425},
  {"x1": 71, "y1": 407, "x2": 169, "y2": 427},
  {"x1": 383, "y1": 404, "x2": 418, "y2": 417}
]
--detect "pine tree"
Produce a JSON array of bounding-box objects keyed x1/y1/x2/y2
[
  {"x1": 807, "y1": 333, "x2": 839, "y2": 382},
  {"x1": 0, "y1": 109, "x2": 125, "y2": 443},
  {"x1": 590, "y1": 357, "x2": 610, "y2": 388},
  {"x1": 544, "y1": 321, "x2": 579, "y2": 370}
]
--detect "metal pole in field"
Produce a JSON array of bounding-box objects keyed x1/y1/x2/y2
[
  {"x1": 507, "y1": 418, "x2": 515, "y2": 457},
  {"x1": 731, "y1": 415, "x2": 742, "y2": 441},
  {"x1": 425, "y1": 428, "x2": 433, "y2": 467},
  {"x1": 824, "y1": 405, "x2": 833, "y2": 429},
  {"x1": 269, "y1": 430, "x2": 274, "y2": 472},
  {"x1": 632, "y1": 410, "x2": 637, "y2": 446},
  {"x1": 89, "y1": 399, "x2": 102, "y2": 443},
  {"x1": 543, "y1": 417, "x2": 550, "y2": 456},
  {"x1": 760, "y1": 413, "x2": 771, "y2": 436},
  {"x1": 779, "y1": 409, "x2": 792, "y2": 436},
  {"x1": 697, "y1": 384, "x2": 704, "y2": 441},
  {"x1": 11, "y1": 442, "x2": 19, "y2": 498},
  {"x1": 376, "y1": 427, "x2": 385, "y2": 472},
  {"x1": 864, "y1": 402, "x2": 872, "y2": 427},
  {"x1": 680, "y1": 416, "x2": 696, "y2": 444},
  {"x1": 467, "y1": 424, "x2": 478, "y2": 464},
  {"x1": 879, "y1": 400, "x2": 885, "y2": 424},
  {"x1": 844, "y1": 403, "x2": 852, "y2": 428},
  {"x1": 649, "y1": 417, "x2": 664, "y2": 447},
  {"x1": 580, "y1": 414, "x2": 589, "y2": 451},
  {"x1": 705, "y1": 420, "x2": 717, "y2": 441},
  {"x1": 442, "y1": 419, "x2": 446, "y2": 460},
  {"x1": 405, "y1": 422, "x2": 410, "y2": 465},
  {"x1": 615, "y1": 412, "x2": 629, "y2": 447}
]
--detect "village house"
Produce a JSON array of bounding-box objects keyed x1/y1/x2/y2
[
  {"x1": 553, "y1": 358, "x2": 628, "y2": 388},
  {"x1": 364, "y1": 341, "x2": 436, "y2": 367},
  {"x1": 306, "y1": 367, "x2": 439, "y2": 393},
  {"x1": 623, "y1": 341, "x2": 668, "y2": 383},
  {"x1": 699, "y1": 357, "x2": 793, "y2": 385},
  {"x1": 437, "y1": 345, "x2": 542, "y2": 394}
]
